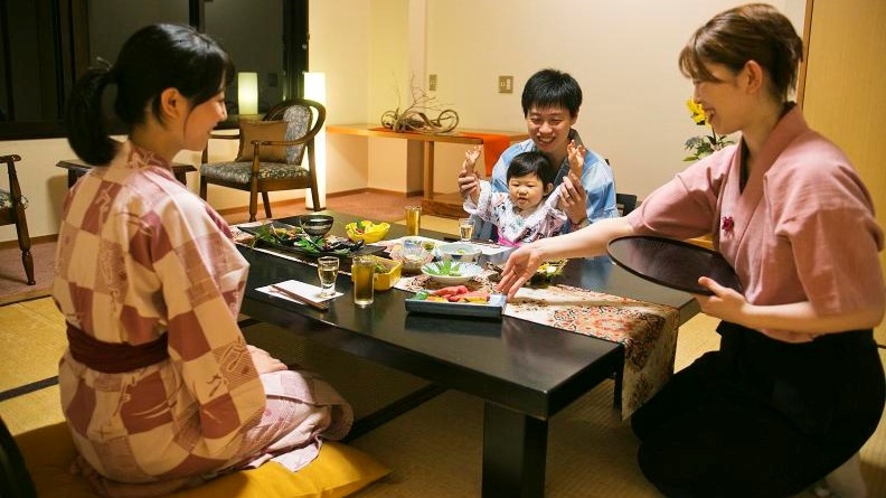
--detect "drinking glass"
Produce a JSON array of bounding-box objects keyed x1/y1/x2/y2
[
  {"x1": 351, "y1": 255, "x2": 375, "y2": 307},
  {"x1": 458, "y1": 217, "x2": 474, "y2": 242},
  {"x1": 405, "y1": 206, "x2": 422, "y2": 236},
  {"x1": 317, "y1": 256, "x2": 339, "y2": 297}
]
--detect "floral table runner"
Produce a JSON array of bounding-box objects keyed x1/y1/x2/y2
[{"x1": 395, "y1": 273, "x2": 679, "y2": 419}]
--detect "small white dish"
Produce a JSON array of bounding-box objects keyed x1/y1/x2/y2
[
  {"x1": 420, "y1": 261, "x2": 483, "y2": 285},
  {"x1": 436, "y1": 243, "x2": 482, "y2": 263}
]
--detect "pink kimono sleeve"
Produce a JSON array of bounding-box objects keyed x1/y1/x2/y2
[
  {"x1": 627, "y1": 151, "x2": 731, "y2": 240},
  {"x1": 773, "y1": 161, "x2": 884, "y2": 316},
  {"x1": 152, "y1": 201, "x2": 266, "y2": 458}
]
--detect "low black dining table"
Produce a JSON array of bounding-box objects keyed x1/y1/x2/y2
[{"x1": 238, "y1": 210, "x2": 699, "y2": 498}]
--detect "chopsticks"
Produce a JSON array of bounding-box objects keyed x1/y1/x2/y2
[
  {"x1": 443, "y1": 237, "x2": 501, "y2": 248},
  {"x1": 269, "y1": 284, "x2": 330, "y2": 311}
]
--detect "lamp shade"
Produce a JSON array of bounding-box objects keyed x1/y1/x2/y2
[
  {"x1": 304, "y1": 72, "x2": 327, "y2": 209},
  {"x1": 238, "y1": 72, "x2": 258, "y2": 115}
]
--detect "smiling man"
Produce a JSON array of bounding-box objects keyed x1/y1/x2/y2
[{"x1": 459, "y1": 68, "x2": 618, "y2": 239}]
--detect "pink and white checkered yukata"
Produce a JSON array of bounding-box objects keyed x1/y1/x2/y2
[{"x1": 53, "y1": 142, "x2": 352, "y2": 494}]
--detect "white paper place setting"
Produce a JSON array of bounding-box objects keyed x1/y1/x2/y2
[{"x1": 257, "y1": 279, "x2": 342, "y2": 311}]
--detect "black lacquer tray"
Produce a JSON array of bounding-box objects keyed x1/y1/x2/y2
[{"x1": 607, "y1": 235, "x2": 741, "y2": 295}]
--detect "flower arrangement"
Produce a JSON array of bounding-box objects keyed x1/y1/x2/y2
[
  {"x1": 380, "y1": 76, "x2": 459, "y2": 134},
  {"x1": 683, "y1": 99, "x2": 734, "y2": 162}
]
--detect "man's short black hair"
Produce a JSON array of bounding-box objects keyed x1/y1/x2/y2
[{"x1": 521, "y1": 68, "x2": 582, "y2": 118}]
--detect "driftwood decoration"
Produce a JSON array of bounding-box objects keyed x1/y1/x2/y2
[{"x1": 380, "y1": 80, "x2": 459, "y2": 134}]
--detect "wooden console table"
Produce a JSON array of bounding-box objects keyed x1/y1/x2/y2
[
  {"x1": 57, "y1": 159, "x2": 196, "y2": 188},
  {"x1": 327, "y1": 124, "x2": 527, "y2": 217}
]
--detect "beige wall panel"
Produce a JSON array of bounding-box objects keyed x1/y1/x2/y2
[{"x1": 802, "y1": 0, "x2": 886, "y2": 342}]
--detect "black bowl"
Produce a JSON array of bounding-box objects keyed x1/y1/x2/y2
[{"x1": 297, "y1": 214, "x2": 334, "y2": 236}]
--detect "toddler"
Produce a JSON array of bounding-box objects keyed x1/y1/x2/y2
[{"x1": 461, "y1": 141, "x2": 585, "y2": 245}]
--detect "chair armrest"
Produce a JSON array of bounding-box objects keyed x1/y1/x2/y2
[
  {"x1": 250, "y1": 137, "x2": 313, "y2": 147},
  {"x1": 1, "y1": 155, "x2": 24, "y2": 204}
]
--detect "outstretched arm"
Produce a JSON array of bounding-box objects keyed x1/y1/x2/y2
[{"x1": 496, "y1": 216, "x2": 634, "y2": 299}]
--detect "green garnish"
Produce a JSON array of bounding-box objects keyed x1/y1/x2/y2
[
  {"x1": 249, "y1": 223, "x2": 361, "y2": 255},
  {"x1": 423, "y1": 260, "x2": 462, "y2": 276}
]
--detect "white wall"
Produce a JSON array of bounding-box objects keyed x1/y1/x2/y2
[
  {"x1": 0, "y1": 0, "x2": 806, "y2": 243},
  {"x1": 0, "y1": 139, "x2": 74, "y2": 242},
  {"x1": 308, "y1": 0, "x2": 372, "y2": 197},
  {"x1": 381, "y1": 0, "x2": 803, "y2": 199}
]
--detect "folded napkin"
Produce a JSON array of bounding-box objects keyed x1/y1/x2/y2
[{"x1": 257, "y1": 279, "x2": 342, "y2": 307}]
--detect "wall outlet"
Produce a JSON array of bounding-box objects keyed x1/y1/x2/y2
[
  {"x1": 429, "y1": 74, "x2": 438, "y2": 91},
  {"x1": 498, "y1": 75, "x2": 513, "y2": 94}
]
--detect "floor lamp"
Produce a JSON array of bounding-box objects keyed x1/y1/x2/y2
[
  {"x1": 238, "y1": 72, "x2": 259, "y2": 115},
  {"x1": 304, "y1": 72, "x2": 327, "y2": 209}
]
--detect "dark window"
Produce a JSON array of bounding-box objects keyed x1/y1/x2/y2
[{"x1": 0, "y1": 0, "x2": 308, "y2": 140}]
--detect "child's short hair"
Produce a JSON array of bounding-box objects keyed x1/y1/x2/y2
[{"x1": 506, "y1": 151, "x2": 556, "y2": 188}]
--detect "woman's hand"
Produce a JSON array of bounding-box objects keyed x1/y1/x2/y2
[
  {"x1": 695, "y1": 277, "x2": 817, "y2": 343},
  {"x1": 694, "y1": 276, "x2": 749, "y2": 323},
  {"x1": 496, "y1": 243, "x2": 546, "y2": 299},
  {"x1": 247, "y1": 345, "x2": 288, "y2": 374}
]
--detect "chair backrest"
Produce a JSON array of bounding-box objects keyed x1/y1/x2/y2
[
  {"x1": 262, "y1": 98, "x2": 326, "y2": 165},
  {"x1": 616, "y1": 193, "x2": 638, "y2": 216},
  {"x1": 0, "y1": 417, "x2": 37, "y2": 498}
]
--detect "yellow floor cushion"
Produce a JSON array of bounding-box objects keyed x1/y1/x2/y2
[{"x1": 15, "y1": 422, "x2": 390, "y2": 498}]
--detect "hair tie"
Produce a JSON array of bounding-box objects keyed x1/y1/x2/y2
[{"x1": 93, "y1": 56, "x2": 115, "y2": 84}]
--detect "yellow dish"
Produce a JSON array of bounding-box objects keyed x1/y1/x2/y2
[
  {"x1": 345, "y1": 221, "x2": 391, "y2": 244},
  {"x1": 351, "y1": 255, "x2": 401, "y2": 291}
]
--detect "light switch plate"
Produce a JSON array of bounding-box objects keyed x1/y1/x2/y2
[
  {"x1": 429, "y1": 74, "x2": 438, "y2": 91},
  {"x1": 498, "y1": 75, "x2": 513, "y2": 94}
]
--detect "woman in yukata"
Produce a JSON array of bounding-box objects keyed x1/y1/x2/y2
[
  {"x1": 460, "y1": 140, "x2": 586, "y2": 245},
  {"x1": 497, "y1": 4, "x2": 884, "y2": 498},
  {"x1": 55, "y1": 23, "x2": 352, "y2": 496}
]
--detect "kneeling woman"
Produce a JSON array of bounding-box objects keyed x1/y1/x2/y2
[{"x1": 55, "y1": 23, "x2": 352, "y2": 495}]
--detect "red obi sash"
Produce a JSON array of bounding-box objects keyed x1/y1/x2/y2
[{"x1": 66, "y1": 323, "x2": 169, "y2": 373}]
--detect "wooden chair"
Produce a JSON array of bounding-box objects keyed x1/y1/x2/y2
[
  {"x1": 200, "y1": 99, "x2": 326, "y2": 222},
  {"x1": 603, "y1": 158, "x2": 639, "y2": 217},
  {"x1": 616, "y1": 192, "x2": 638, "y2": 216},
  {"x1": 0, "y1": 154, "x2": 35, "y2": 285}
]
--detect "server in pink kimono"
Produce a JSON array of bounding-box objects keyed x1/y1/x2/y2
[
  {"x1": 55, "y1": 24, "x2": 352, "y2": 496},
  {"x1": 496, "y1": 4, "x2": 884, "y2": 497}
]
